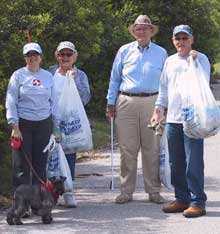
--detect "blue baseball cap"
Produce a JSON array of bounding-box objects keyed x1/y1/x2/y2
[{"x1": 173, "y1": 25, "x2": 193, "y2": 37}]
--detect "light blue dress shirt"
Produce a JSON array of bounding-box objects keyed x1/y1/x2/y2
[{"x1": 107, "y1": 41, "x2": 168, "y2": 105}]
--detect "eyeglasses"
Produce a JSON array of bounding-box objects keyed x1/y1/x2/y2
[
  {"x1": 134, "y1": 26, "x2": 151, "y2": 32},
  {"x1": 174, "y1": 36, "x2": 189, "y2": 41},
  {"x1": 58, "y1": 52, "x2": 73, "y2": 57},
  {"x1": 25, "y1": 51, "x2": 40, "y2": 57}
]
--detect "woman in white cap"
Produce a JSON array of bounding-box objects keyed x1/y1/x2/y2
[
  {"x1": 49, "y1": 41, "x2": 91, "y2": 207},
  {"x1": 5, "y1": 42, "x2": 58, "y2": 197}
]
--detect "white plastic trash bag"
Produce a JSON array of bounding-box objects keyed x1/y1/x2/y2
[
  {"x1": 159, "y1": 127, "x2": 172, "y2": 190},
  {"x1": 58, "y1": 71, "x2": 93, "y2": 154},
  {"x1": 181, "y1": 57, "x2": 220, "y2": 138},
  {"x1": 47, "y1": 142, "x2": 73, "y2": 192},
  {"x1": 46, "y1": 135, "x2": 59, "y2": 178},
  {"x1": 47, "y1": 147, "x2": 59, "y2": 178}
]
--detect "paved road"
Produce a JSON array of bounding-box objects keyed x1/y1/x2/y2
[
  {"x1": 1, "y1": 85, "x2": 220, "y2": 234},
  {"x1": 1, "y1": 132, "x2": 220, "y2": 234}
]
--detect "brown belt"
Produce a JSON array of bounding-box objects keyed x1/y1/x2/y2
[{"x1": 119, "y1": 91, "x2": 158, "y2": 97}]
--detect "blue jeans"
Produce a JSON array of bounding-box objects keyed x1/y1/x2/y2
[
  {"x1": 65, "y1": 153, "x2": 76, "y2": 180},
  {"x1": 167, "y1": 123, "x2": 207, "y2": 208}
]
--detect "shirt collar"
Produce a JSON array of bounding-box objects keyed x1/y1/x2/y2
[{"x1": 135, "y1": 41, "x2": 151, "y2": 51}]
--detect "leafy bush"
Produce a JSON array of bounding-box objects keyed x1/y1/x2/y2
[
  {"x1": 0, "y1": 119, "x2": 12, "y2": 196},
  {"x1": 213, "y1": 63, "x2": 220, "y2": 78}
]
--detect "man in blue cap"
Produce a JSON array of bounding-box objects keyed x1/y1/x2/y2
[{"x1": 151, "y1": 25, "x2": 210, "y2": 218}]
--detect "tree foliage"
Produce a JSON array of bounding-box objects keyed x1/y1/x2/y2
[{"x1": 0, "y1": 0, "x2": 220, "y2": 116}]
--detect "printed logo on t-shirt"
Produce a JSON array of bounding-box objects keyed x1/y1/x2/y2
[{"x1": 33, "y1": 79, "x2": 41, "y2": 86}]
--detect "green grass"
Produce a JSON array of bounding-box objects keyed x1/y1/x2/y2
[
  {"x1": 90, "y1": 118, "x2": 111, "y2": 150},
  {"x1": 213, "y1": 62, "x2": 220, "y2": 78}
]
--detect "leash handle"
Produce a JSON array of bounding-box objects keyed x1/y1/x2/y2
[{"x1": 10, "y1": 137, "x2": 21, "y2": 150}]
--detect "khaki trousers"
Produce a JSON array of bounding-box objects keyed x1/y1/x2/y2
[{"x1": 115, "y1": 94, "x2": 161, "y2": 195}]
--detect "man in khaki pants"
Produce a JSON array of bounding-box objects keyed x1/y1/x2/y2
[{"x1": 106, "y1": 14, "x2": 167, "y2": 204}]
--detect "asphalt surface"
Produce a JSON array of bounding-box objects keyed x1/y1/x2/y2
[{"x1": 0, "y1": 84, "x2": 220, "y2": 234}]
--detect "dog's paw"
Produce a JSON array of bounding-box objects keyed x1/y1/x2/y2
[
  {"x1": 6, "y1": 217, "x2": 14, "y2": 225},
  {"x1": 6, "y1": 214, "x2": 23, "y2": 225},
  {"x1": 14, "y1": 221, "x2": 23, "y2": 225},
  {"x1": 42, "y1": 219, "x2": 52, "y2": 224},
  {"x1": 13, "y1": 217, "x2": 23, "y2": 225},
  {"x1": 42, "y1": 216, "x2": 53, "y2": 224}
]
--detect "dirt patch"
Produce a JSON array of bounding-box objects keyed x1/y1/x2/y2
[
  {"x1": 0, "y1": 195, "x2": 12, "y2": 209},
  {"x1": 76, "y1": 148, "x2": 111, "y2": 163}
]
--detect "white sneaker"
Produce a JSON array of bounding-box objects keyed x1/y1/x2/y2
[
  {"x1": 57, "y1": 192, "x2": 77, "y2": 208},
  {"x1": 63, "y1": 192, "x2": 77, "y2": 208}
]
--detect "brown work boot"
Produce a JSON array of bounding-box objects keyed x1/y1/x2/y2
[
  {"x1": 183, "y1": 206, "x2": 206, "y2": 218},
  {"x1": 115, "y1": 193, "x2": 133, "y2": 204},
  {"x1": 162, "y1": 201, "x2": 189, "y2": 213},
  {"x1": 149, "y1": 193, "x2": 165, "y2": 204}
]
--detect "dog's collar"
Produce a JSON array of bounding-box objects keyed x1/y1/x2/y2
[{"x1": 40, "y1": 182, "x2": 59, "y2": 203}]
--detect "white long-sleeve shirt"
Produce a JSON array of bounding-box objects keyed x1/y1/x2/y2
[{"x1": 155, "y1": 52, "x2": 210, "y2": 123}]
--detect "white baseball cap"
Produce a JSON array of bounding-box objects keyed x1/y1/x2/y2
[
  {"x1": 23, "y1": 42, "x2": 42, "y2": 55},
  {"x1": 56, "y1": 41, "x2": 77, "y2": 52}
]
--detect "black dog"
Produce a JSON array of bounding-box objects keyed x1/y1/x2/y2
[{"x1": 6, "y1": 176, "x2": 66, "y2": 225}]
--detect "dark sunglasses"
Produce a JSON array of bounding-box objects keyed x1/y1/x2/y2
[
  {"x1": 58, "y1": 52, "x2": 73, "y2": 57},
  {"x1": 174, "y1": 36, "x2": 189, "y2": 41},
  {"x1": 25, "y1": 51, "x2": 40, "y2": 57}
]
